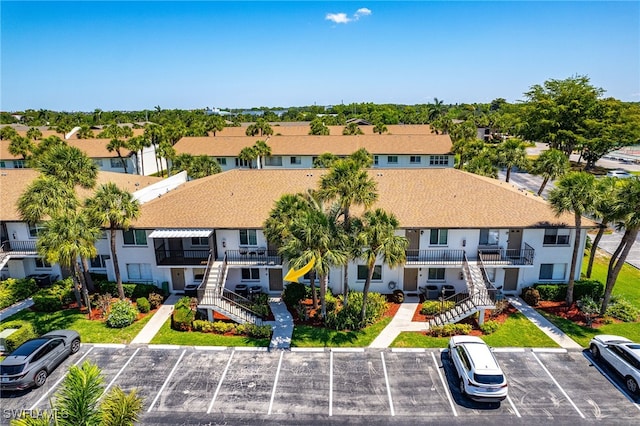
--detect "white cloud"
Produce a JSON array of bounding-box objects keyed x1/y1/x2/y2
[{"x1": 326, "y1": 8, "x2": 372, "y2": 24}]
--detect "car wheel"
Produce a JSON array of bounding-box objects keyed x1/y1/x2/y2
[
  {"x1": 70, "y1": 338, "x2": 80, "y2": 354},
  {"x1": 625, "y1": 376, "x2": 639, "y2": 394},
  {"x1": 590, "y1": 344, "x2": 600, "y2": 359},
  {"x1": 34, "y1": 370, "x2": 48, "y2": 388},
  {"x1": 459, "y1": 377, "x2": 466, "y2": 396}
]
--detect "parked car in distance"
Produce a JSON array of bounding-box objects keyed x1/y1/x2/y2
[
  {"x1": 589, "y1": 334, "x2": 640, "y2": 394},
  {"x1": 0, "y1": 330, "x2": 80, "y2": 391},
  {"x1": 606, "y1": 170, "x2": 633, "y2": 178},
  {"x1": 448, "y1": 335, "x2": 508, "y2": 402}
]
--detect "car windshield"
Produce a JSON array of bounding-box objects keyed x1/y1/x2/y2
[
  {"x1": 474, "y1": 374, "x2": 504, "y2": 385},
  {"x1": 0, "y1": 364, "x2": 26, "y2": 375},
  {"x1": 10, "y1": 338, "x2": 48, "y2": 356}
]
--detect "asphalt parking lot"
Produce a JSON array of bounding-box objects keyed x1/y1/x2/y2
[{"x1": 2, "y1": 345, "x2": 639, "y2": 425}]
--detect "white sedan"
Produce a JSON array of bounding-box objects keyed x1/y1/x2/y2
[{"x1": 589, "y1": 334, "x2": 640, "y2": 394}]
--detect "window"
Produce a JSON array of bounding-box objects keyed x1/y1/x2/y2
[
  {"x1": 264, "y1": 156, "x2": 282, "y2": 166},
  {"x1": 14, "y1": 160, "x2": 25, "y2": 168},
  {"x1": 90, "y1": 255, "x2": 109, "y2": 269},
  {"x1": 290, "y1": 156, "x2": 301, "y2": 165},
  {"x1": 429, "y1": 155, "x2": 450, "y2": 166},
  {"x1": 429, "y1": 229, "x2": 448, "y2": 245},
  {"x1": 539, "y1": 263, "x2": 566, "y2": 280},
  {"x1": 126, "y1": 263, "x2": 152, "y2": 281},
  {"x1": 357, "y1": 265, "x2": 382, "y2": 281},
  {"x1": 241, "y1": 268, "x2": 260, "y2": 281},
  {"x1": 93, "y1": 159, "x2": 103, "y2": 167},
  {"x1": 110, "y1": 158, "x2": 125, "y2": 168},
  {"x1": 29, "y1": 223, "x2": 46, "y2": 238},
  {"x1": 0, "y1": 161, "x2": 6, "y2": 168},
  {"x1": 543, "y1": 229, "x2": 570, "y2": 245},
  {"x1": 123, "y1": 229, "x2": 147, "y2": 245},
  {"x1": 216, "y1": 158, "x2": 227, "y2": 166},
  {"x1": 35, "y1": 258, "x2": 51, "y2": 269},
  {"x1": 235, "y1": 158, "x2": 250, "y2": 168},
  {"x1": 191, "y1": 237, "x2": 208, "y2": 246},
  {"x1": 239, "y1": 229, "x2": 257, "y2": 246},
  {"x1": 428, "y1": 268, "x2": 445, "y2": 281},
  {"x1": 387, "y1": 156, "x2": 398, "y2": 164},
  {"x1": 410, "y1": 156, "x2": 421, "y2": 164},
  {"x1": 373, "y1": 155, "x2": 379, "y2": 166},
  {"x1": 479, "y1": 229, "x2": 500, "y2": 245}
]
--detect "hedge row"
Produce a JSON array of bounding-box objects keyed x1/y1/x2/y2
[
  {"x1": 0, "y1": 278, "x2": 39, "y2": 310},
  {"x1": 0, "y1": 320, "x2": 38, "y2": 353},
  {"x1": 97, "y1": 281, "x2": 166, "y2": 300},
  {"x1": 532, "y1": 280, "x2": 605, "y2": 302},
  {"x1": 32, "y1": 278, "x2": 75, "y2": 312}
]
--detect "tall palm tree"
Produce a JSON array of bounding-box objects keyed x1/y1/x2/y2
[
  {"x1": 85, "y1": 183, "x2": 140, "y2": 300},
  {"x1": 26, "y1": 127, "x2": 43, "y2": 140},
  {"x1": 76, "y1": 125, "x2": 95, "y2": 139},
  {"x1": 497, "y1": 138, "x2": 528, "y2": 182},
  {"x1": 106, "y1": 137, "x2": 131, "y2": 174},
  {"x1": 156, "y1": 140, "x2": 175, "y2": 177},
  {"x1": 8, "y1": 136, "x2": 35, "y2": 160},
  {"x1": 127, "y1": 135, "x2": 151, "y2": 175},
  {"x1": 529, "y1": 148, "x2": 569, "y2": 196},
  {"x1": 342, "y1": 122, "x2": 364, "y2": 135},
  {"x1": 313, "y1": 152, "x2": 338, "y2": 168},
  {"x1": 586, "y1": 177, "x2": 620, "y2": 278},
  {"x1": 238, "y1": 146, "x2": 257, "y2": 168},
  {"x1": 357, "y1": 209, "x2": 408, "y2": 323},
  {"x1": 319, "y1": 159, "x2": 378, "y2": 301},
  {"x1": 548, "y1": 172, "x2": 598, "y2": 304},
  {"x1": 600, "y1": 177, "x2": 640, "y2": 314},
  {"x1": 253, "y1": 139, "x2": 271, "y2": 169},
  {"x1": 35, "y1": 144, "x2": 98, "y2": 189},
  {"x1": 18, "y1": 175, "x2": 79, "y2": 224},
  {"x1": 309, "y1": 118, "x2": 330, "y2": 135},
  {"x1": 373, "y1": 122, "x2": 388, "y2": 134}
]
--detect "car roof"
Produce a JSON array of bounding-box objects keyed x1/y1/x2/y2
[
  {"x1": 620, "y1": 343, "x2": 640, "y2": 359},
  {"x1": 463, "y1": 342, "x2": 502, "y2": 373},
  {"x1": 594, "y1": 334, "x2": 633, "y2": 344},
  {"x1": 7, "y1": 337, "x2": 50, "y2": 357}
]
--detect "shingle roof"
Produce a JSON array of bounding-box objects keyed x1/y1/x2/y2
[
  {"x1": 174, "y1": 134, "x2": 452, "y2": 157},
  {"x1": 134, "y1": 168, "x2": 596, "y2": 229},
  {"x1": 0, "y1": 169, "x2": 162, "y2": 221},
  {"x1": 0, "y1": 138, "x2": 133, "y2": 160}
]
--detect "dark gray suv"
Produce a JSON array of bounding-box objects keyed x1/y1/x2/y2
[{"x1": 0, "y1": 330, "x2": 80, "y2": 391}]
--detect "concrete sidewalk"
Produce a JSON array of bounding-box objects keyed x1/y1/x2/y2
[
  {"x1": 0, "y1": 298, "x2": 34, "y2": 322},
  {"x1": 266, "y1": 298, "x2": 294, "y2": 350},
  {"x1": 130, "y1": 294, "x2": 180, "y2": 344}
]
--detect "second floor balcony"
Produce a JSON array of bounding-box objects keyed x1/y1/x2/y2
[
  {"x1": 478, "y1": 243, "x2": 535, "y2": 266},
  {"x1": 1, "y1": 240, "x2": 37, "y2": 256},
  {"x1": 154, "y1": 243, "x2": 209, "y2": 266},
  {"x1": 405, "y1": 249, "x2": 465, "y2": 265},
  {"x1": 224, "y1": 248, "x2": 282, "y2": 266}
]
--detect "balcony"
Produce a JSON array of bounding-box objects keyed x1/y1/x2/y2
[
  {"x1": 405, "y1": 249, "x2": 465, "y2": 265},
  {"x1": 1, "y1": 240, "x2": 37, "y2": 255},
  {"x1": 224, "y1": 249, "x2": 282, "y2": 266},
  {"x1": 154, "y1": 245, "x2": 210, "y2": 266},
  {"x1": 478, "y1": 243, "x2": 535, "y2": 266}
]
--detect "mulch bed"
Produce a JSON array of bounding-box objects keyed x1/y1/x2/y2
[
  {"x1": 535, "y1": 300, "x2": 614, "y2": 328},
  {"x1": 290, "y1": 295, "x2": 401, "y2": 327}
]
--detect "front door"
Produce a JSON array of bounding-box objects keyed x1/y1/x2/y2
[
  {"x1": 269, "y1": 269, "x2": 283, "y2": 292},
  {"x1": 171, "y1": 268, "x2": 185, "y2": 291},
  {"x1": 503, "y1": 269, "x2": 519, "y2": 292},
  {"x1": 507, "y1": 229, "x2": 522, "y2": 251},
  {"x1": 403, "y1": 268, "x2": 418, "y2": 292}
]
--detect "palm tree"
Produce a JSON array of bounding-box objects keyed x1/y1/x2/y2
[
  {"x1": 8, "y1": 136, "x2": 35, "y2": 160},
  {"x1": 0, "y1": 126, "x2": 19, "y2": 140},
  {"x1": 342, "y1": 122, "x2": 364, "y2": 135},
  {"x1": 18, "y1": 175, "x2": 79, "y2": 224},
  {"x1": 497, "y1": 138, "x2": 529, "y2": 182},
  {"x1": 155, "y1": 140, "x2": 175, "y2": 177},
  {"x1": 206, "y1": 115, "x2": 226, "y2": 136},
  {"x1": 26, "y1": 127, "x2": 43, "y2": 140},
  {"x1": 586, "y1": 177, "x2": 619, "y2": 278},
  {"x1": 373, "y1": 122, "x2": 388, "y2": 134},
  {"x1": 319, "y1": 159, "x2": 378, "y2": 300},
  {"x1": 309, "y1": 118, "x2": 330, "y2": 135},
  {"x1": 465, "y1": 149, "x2": 499, "y2": 178},
  {"x1": 85, "y1": 183, "x2": 140, "y2": 300},
  {"x1": 529, "y1": 148, "x2": 569, "y2": 196},
  {"x1": 238, "y1": 146, "x2": 257, "y2": 168},
  {"x1": 600, "y1": 177, "x2": 640, "y2": 314},
  {"x1": 349, "y1": 148, "x2": 373, "y2": 168},
  {"x1": 107, "y1": 137, "x2": 131, "y2": 174},
  {"x1": 35, "y1": 144, "x2": 98, "y2": 189},
  {"x1": 101, "y1": 387, "x2": 143, "y2": 426},
  {"x1": 548, "y1": 172, "x2": 598, "y2": 304},
  {"x1": 245, "y1": 118, "x2": 273, "y2": 137},
  {"x1": 127, "y1": 135, "x2": 151, "y2": 175},
  {"x1": 253, "y1": 139, "x2": 271, "y2": 169},
  {"x1": 55, "y1": 122, "x2": 72, "y2": 139},
  {"x1": 76, "y1": 125, "x2": 95, "y2": 139},
  {"x1": 357, "y1": 209, "x2": 407, "y2": 323},
  {"x1": 313, "y1": 152, "x2": 338, "y2": 168}
]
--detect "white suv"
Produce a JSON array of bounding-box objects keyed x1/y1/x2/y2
[{"x1": 448, "y1": 335, "x2": 508, "y2": 402}]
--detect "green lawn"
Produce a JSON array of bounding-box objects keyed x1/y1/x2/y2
[
  {"x1": 584, "y1": 250, "x2": 640, "y2": 306},
  {"x1": 2, "y1": 308, "x2": 154, "y2": 344},
  {"x1": 150, "y1": 318, "x2": 270, "y2": 346},
  {"x1": 291, "y1": 316, "x2": 393, "y2": 347},
  {"x1": 391, "y1": 312, "x2": 560, "y2": 348}
]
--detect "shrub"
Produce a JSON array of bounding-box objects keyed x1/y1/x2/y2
[
  {"x1": 392, "y1": 290, "x2": 405, "y2": 304},
  {"x1": 574, "y1": 280, "x2": 605, "y2": 301},
  {"x1": 0, "y1": 320, "x2": 37, "y2": 353},
  {"x1": 0, "y1": 278, "x2": 40, "y2": 310},
  {"x1": 148, "y1": 292, "x2": 164, "y2": 310},
  {"x1": 95, "y1": 293, "x2": 113, "y2": 318},
  {"x1": 106, "y1": 300, "x2": 138, "y2": 328},
  {"x1": 490, "y1": 300, "x2": 509, "y2": 318},
  {"x1": 282, "y1": 282, "x2": 307, "y2": 307},
  {"x1": 172, "y1": 297, "x2": 195, "y2": 331},
  {"x1": 521, "y1": 287, "x2": 540, "y2": 306},
  {"x1": 212, "y1": 321, "x2": 236, "y2": 334},
  {"x1": 136, "y1": 297, "x2": 150, "y2": 313},
  {"x1": 98, "y1": 282, "x2": 163, "y2": 299},
  {"x1": 429, "y1": 323, "x2": 472, "y2": 337},
  {"x1": 324, "y1": 292, "x2": 387, "y2": 330},
  {"x1": 534, "y1": 284, "x2": 566, "y2": 302},
  {"x1": 606, "y1": 298, "x2": 639, "y2": 322},
  {"x1": 420, "y1": 300, "x2": 455, "y2": 316},
  {"x1": 479, "y1": 320, "x2": 500, "y2": 334},
  {"x1": 576, "y1": 296, "x2": 600, "y2": 327},
  {"x1": 245, "y1": 324, "x2": 272, "y2": 339},
  {"x1": 32, "y1": 279, "x2": 75, "y2": 312}
]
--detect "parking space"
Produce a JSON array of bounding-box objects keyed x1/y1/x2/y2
[{"x1": 3, "y1": 345, "x2": 640, "y2": 425}]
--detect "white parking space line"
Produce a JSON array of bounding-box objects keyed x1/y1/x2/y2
[
  {"x1": 207, "y1": 350, "x2": 235, "y2": 414},
  {"x1": 506, "y1": 394, "x2": 521, "y2": 417},
  {"x1": 147, "y1": 349, "x2": 186, "y2": 412},
  {"x1": 431, "y1": 351, "x2": 457, "y2": 417},
  {"x1": 29, "y1": 346, "x2": 95, "y2": 411},
  {"x1": 329, "y1": 350, "x2": 334, "y2": 417},
  {"x1": 582, "y1": 352, "x2": 640, "y2": 412},
  {"x1": 531, "y1": 351, "x2": 585, "y2": 418},
  {"x1": 380, "y1": 352, "x2": 395, "y2": 416},
  {"x1": 267, "y1": 351, "x2": 284, "y2": 415},
  {"x1": 103, "y1": 347, "x2": 140, "y2": 396}
]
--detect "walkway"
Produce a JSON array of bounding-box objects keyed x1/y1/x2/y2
[
  {"x1": 130, "y1": 294, "x2": 180, "y2": 344},
  {"x1": 0, "y1": 298, "x2": 34, "y2": 322},
  {"x1": 266, "y1": 297, "x2": 294, "y2": 350}
]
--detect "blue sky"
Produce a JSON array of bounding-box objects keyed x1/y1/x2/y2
[{"x1": 1, "y1": 1, "x2": 638, "y2": 111}]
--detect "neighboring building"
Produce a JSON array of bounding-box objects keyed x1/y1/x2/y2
[{"x1": 0, "y1": 169, "x2": 186, "y2": 282}]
